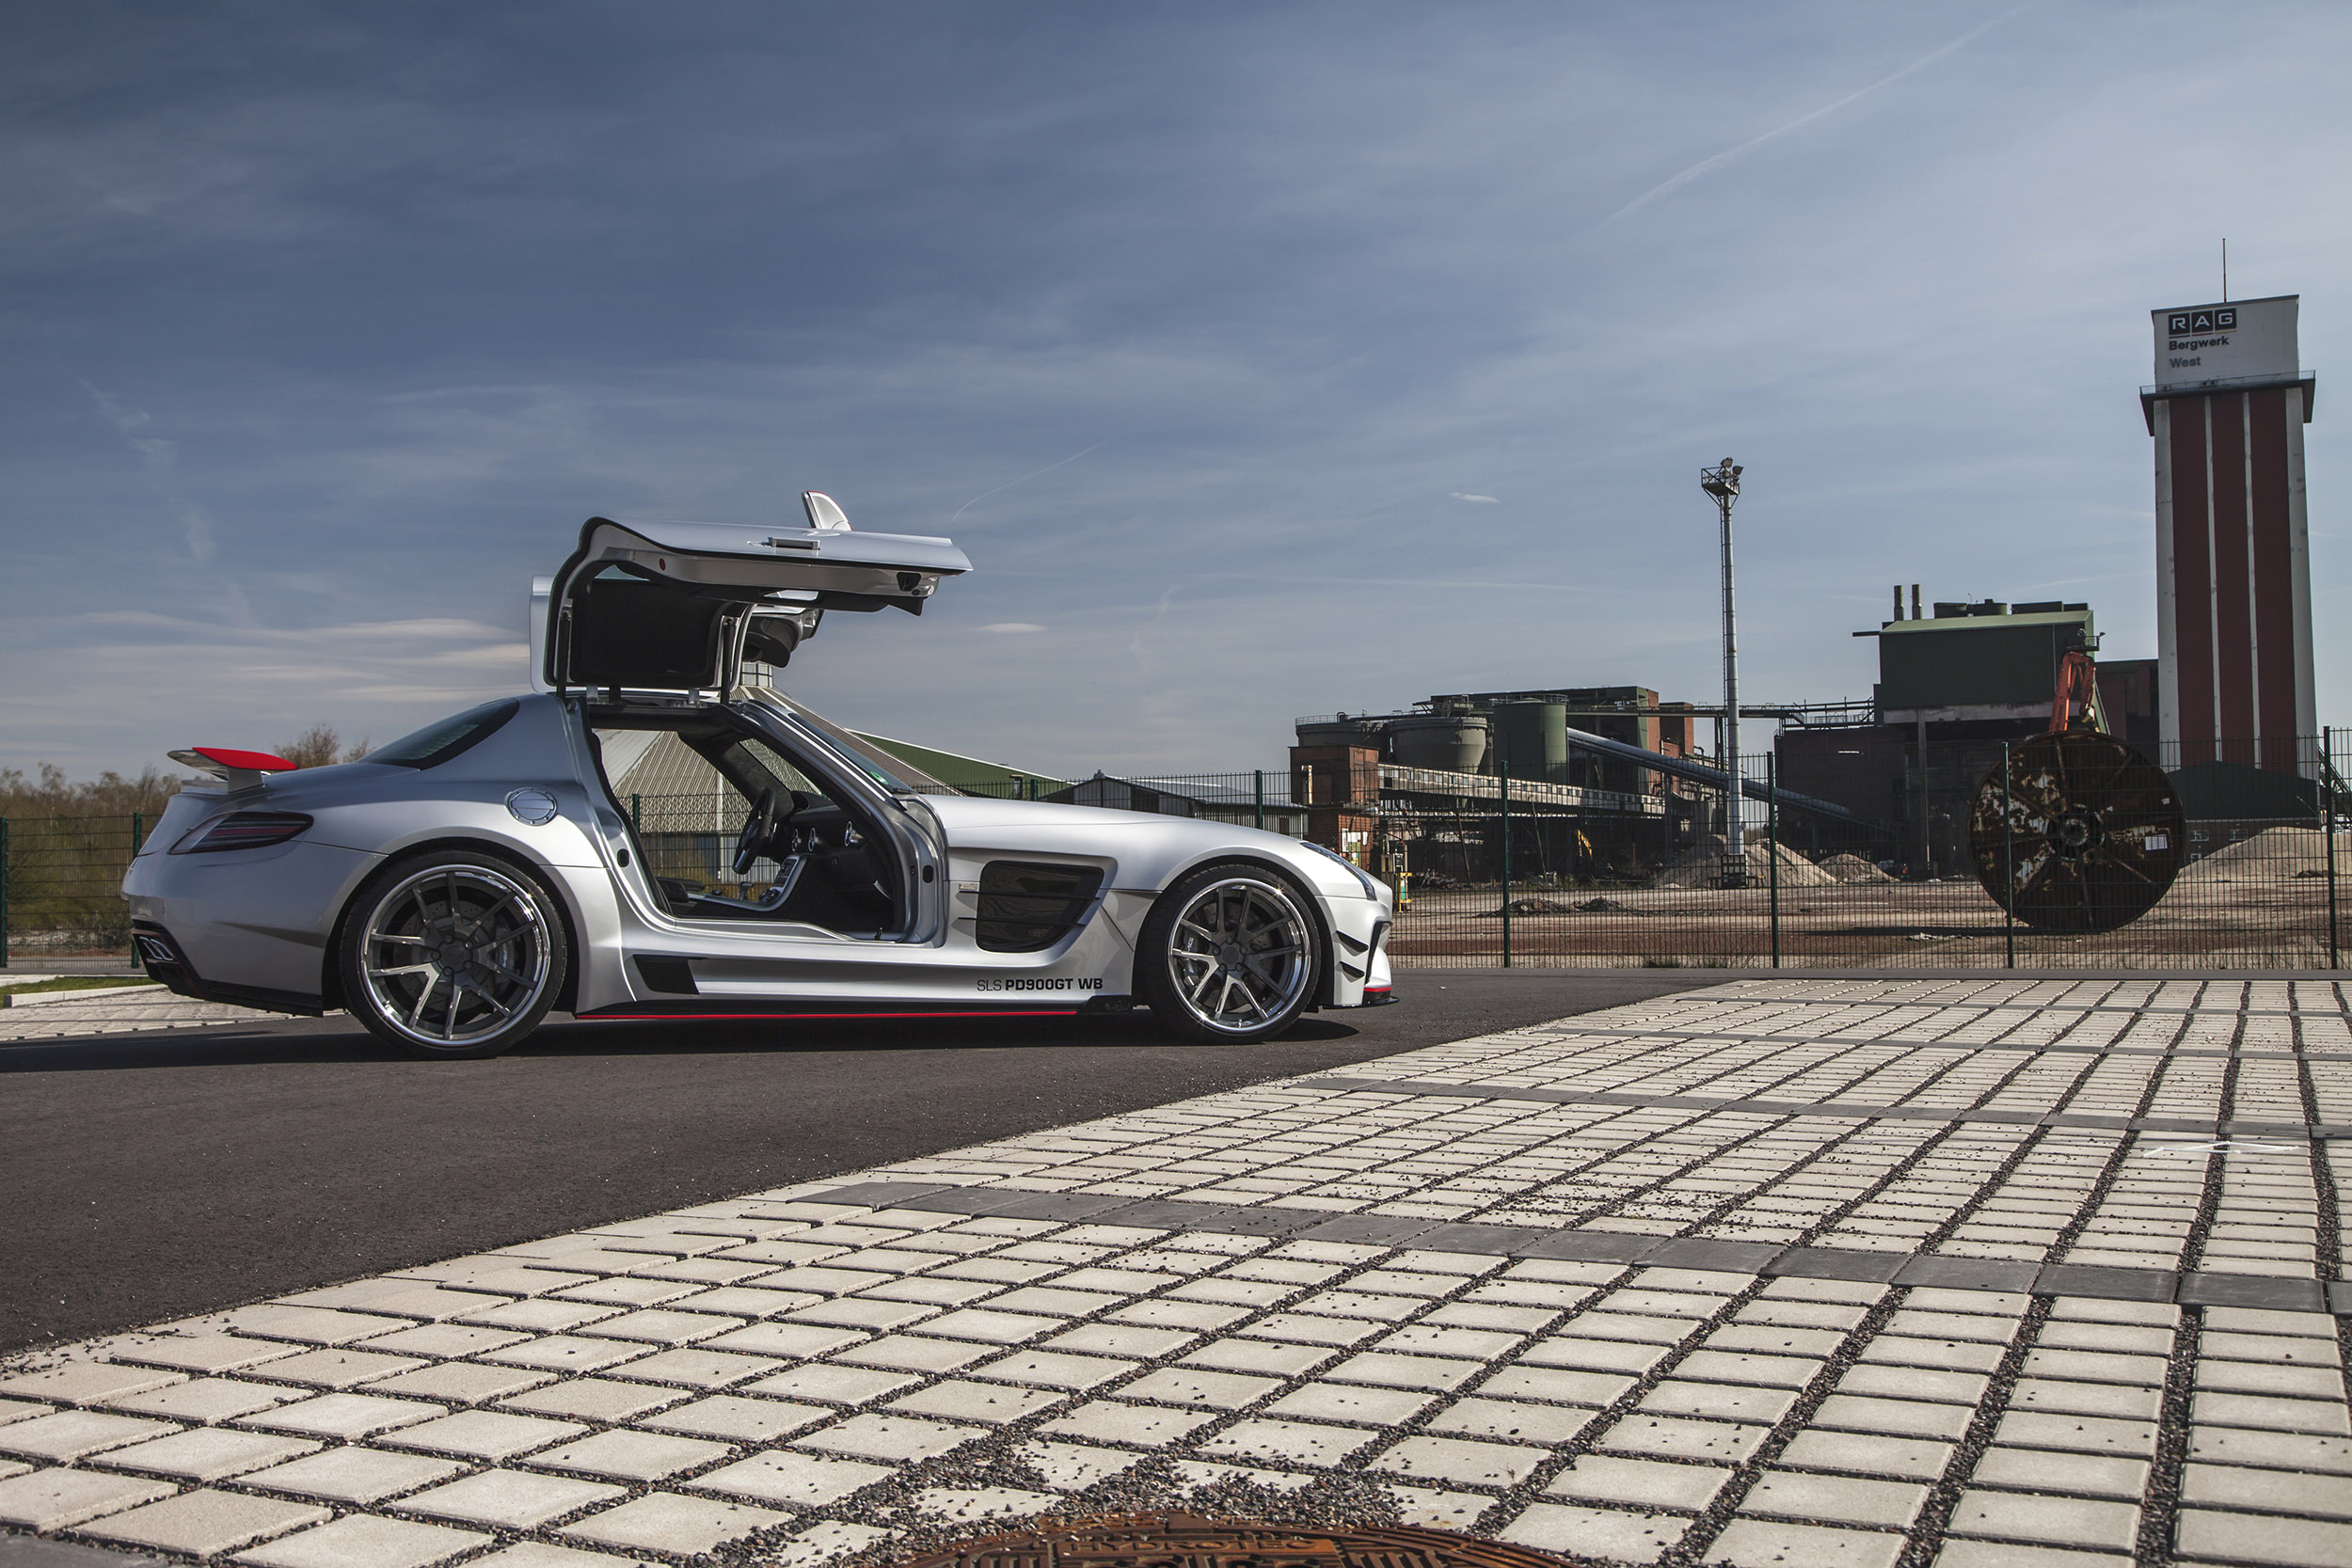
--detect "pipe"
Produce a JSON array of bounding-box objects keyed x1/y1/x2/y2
[{"x1": 1557, "y1": 724, "x2": 1884, "y2": 829}]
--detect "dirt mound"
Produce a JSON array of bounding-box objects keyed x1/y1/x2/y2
[
  {"x1": 1819, "y1": 852, "x2": 1895, "y2": 883},
  {"x1": 2181, "y1": 825, "x2": 2352, "y2": 879},
  {"x1": 1477, "y1": 895, "x2": 1642, "y2": 917},
  {"x1": 1479, "y1": 897, "x2": 1576, "y2": 917},
  {"x1": 1652, "y1": 836, "x2": 1838, "y2": 890}
]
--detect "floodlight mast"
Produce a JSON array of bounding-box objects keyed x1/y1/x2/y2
[{"x1": 1701, "y1": 457, "x2": 1746, "y2": 888}]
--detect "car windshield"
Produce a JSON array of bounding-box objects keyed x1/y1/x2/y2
[{"x1": 739, "y1": 689, "x2": 960, "y2": 796}]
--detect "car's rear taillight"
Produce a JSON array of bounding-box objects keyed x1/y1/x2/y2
[{"x1": 172, "y1": 811, "x2": 314, "y2": 853}]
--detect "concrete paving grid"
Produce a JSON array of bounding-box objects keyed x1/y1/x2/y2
[
  {"x1": 0, "y1": 993, "x2": 262, "y2": 1043},
  {"x1": 4, "y1": 975, "x2": 2350, "y2": 1568}
]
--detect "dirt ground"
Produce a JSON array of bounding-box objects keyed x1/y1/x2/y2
[{"x1": 1388, "y1": 876, "x2": 2343, "y2": 968}]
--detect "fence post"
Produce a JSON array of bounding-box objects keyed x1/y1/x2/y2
[
  {"x1": 1500, "y1": 760, "x2": 1513, "y2": 969},
  {"x1": 630, "y1": 794, "x2": 642, "y2": 833},
  {"x1": 1254, "y1": 770, "x2": 1265, "y2": 832},
  {"x1": 2002, "y1": 741, "x2": 2016, "y2": 970},
  {"x1": 131, "y1": 811, "x2": 144, "y2": 856},
  {"x1": 1767, "y1": 754, "x2": 1780, "y2": 969},
  {"x1": 0, "y1": 817, "x2": 8, "y2": 971},
  {"x1": 2328, "y1": 727, "x2": 2341, "y2": 972}
]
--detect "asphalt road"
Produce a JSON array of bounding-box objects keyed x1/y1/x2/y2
[{"x1": 0, "y1": 968, "x2": 1722, "y2": 1354}]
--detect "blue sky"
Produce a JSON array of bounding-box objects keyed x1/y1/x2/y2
[{"x1": 7, "y1": 1, "x2": 2346, "y2": 778}]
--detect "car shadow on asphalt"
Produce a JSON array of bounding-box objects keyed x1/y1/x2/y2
[
  {"x1": 0, "y1": 1010, "x2": 1366, "y2": 1073},
  {"x1": 525, "y1": 1011, "x2": 1367, "y2": 1057}
]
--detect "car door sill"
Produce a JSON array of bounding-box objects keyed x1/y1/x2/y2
[{"x1": 576, "y1": 1000, "x2": 1100, "y2": 1021}]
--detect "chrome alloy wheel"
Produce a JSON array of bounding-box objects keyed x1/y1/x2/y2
[
  {"x1": 358, "y1": 863, "x2": 553, "y2": 1048},
  {"x1": 1164, "y1": 876, "x2": 1313, "y2": 1036}
]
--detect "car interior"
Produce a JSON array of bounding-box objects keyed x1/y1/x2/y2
[{"x1": 585, "y1": 707, "x2": 904, "y2": 937}]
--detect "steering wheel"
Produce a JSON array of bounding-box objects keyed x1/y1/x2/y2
[
  {"x1": 732, "y1": 788, "x2": 781, "y2": 877},
  {"x1": 731, "y1": 788, "x2": 811, "y2": 877}
]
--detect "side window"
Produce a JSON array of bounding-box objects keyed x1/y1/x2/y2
[
  {"x1": 373, "y1": 700, "x2": 519, "y2": 768},
  {"x1": 721, "y1": 737, "x2": 834, "y2": 806}
]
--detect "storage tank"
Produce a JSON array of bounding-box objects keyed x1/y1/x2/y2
[
  {"x1": 1388, "y1": 713, "x2": 1488, "y2": 773},
  {"x1": 1294, "y1": 715, "x2": 1386, "y2": 751},
  {"x1": 1496, "y1": 702, "x2": 1568, "y2": 784}
]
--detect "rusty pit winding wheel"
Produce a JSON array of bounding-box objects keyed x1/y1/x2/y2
[
  {"x1": 1968, "y1": 730, "x2": 2186, "y2": 932},
  {"x1": 884, "y1": 1513, "x2": 1567, "y2": 1568}
]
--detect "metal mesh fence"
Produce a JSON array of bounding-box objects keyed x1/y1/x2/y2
[
  {"x1": 621, "y1": 784, "x2": 753, "y2": 894},
  {"x1": 1389, "y1": 733, "x2": 2346, "y2": 971},
  {"x1": 0, "y1": 815, "x2": 150, "y2": 959},
  {"x1": 7, "y1": 736, "x2": 2343, "y2": 971},
  {"x1": 962, "y1": 738, "x2": 2345, "y2": 972}
]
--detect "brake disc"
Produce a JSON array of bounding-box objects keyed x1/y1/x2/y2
[{"x1": 1967, "y1": 730, "x2": 2185, "y2": 932}]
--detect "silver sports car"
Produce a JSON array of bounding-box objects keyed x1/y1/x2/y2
[{"x1": 123, "y1": 497, "x2": 1395, "y2": 1057}]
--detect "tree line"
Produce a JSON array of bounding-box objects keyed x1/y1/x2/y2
[{"x1": 0, "y1": 723, "x2": 368, "y2": 820}]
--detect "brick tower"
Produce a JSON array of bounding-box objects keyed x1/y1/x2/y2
[{"x1": 2143, "y1": 294, "x2": 2316, "y2": 773}]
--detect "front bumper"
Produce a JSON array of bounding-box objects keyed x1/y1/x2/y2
[{"x1": 1324, "y1": 897, "x2": 1395, "y2": 1007}]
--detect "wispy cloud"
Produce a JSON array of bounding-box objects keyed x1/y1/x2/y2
[
  {"x1": 84, "y1": 385, "x2": 174, "y2": 468},
  {"x1": 1129, "y1": 584, "x2": 1180, "y2": 669},
  {"x1": 947, "y1": 443, "x2": 1104, "y2": 528},
  {"x1": 1602, "y1": 5, "x2": 2035, "y2": 225},
  {"x1": 977, "y1": 622, "x2": 1045, "y2": 634},
  {"x1": 83, "y1": 382, "x2": 225, "y2": 569},
  {"x1": 1452, "y1": 492, "x2": 1500, "y2": 503}
]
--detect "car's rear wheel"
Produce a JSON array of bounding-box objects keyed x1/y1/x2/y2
[
  {"x1": 1137, "y1": 862, "x2": 1320, "y2": 1044},
  {"x1": 339, "y1": 850, "x2": 566, "y2": 1059}
]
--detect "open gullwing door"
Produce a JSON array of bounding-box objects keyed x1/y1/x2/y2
[{"x1": 544, "y1": 499, "x2": 969, "y2": 697}]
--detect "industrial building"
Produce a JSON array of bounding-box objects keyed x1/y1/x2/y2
[
  {"x1": 1291, "y1": 688, "x2": 1768, "y2": 883},
  {"x1": 1289, "y1": 599, "x2": 2168, "y2": 886},
  {"x1": 1774, "y1": 595, "x2": 2158, "y2": 875},
  {"x1": 1767, "y1": 293, "x2": 2326, "y2": 874},
  {"x1": 1771, "y1": 293, "x2": 2327, "y2": 874},
  {"x1": 1300, "y1": 687, "x2": 1698, "y2": 789}
]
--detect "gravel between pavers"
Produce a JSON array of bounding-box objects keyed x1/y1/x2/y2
[{"x1": 5, "y1": 976, "x2": 2349, "y2": 1568}]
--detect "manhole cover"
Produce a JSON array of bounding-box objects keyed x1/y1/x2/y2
[{"x1": 884, "y1": 1513, "x2": 1567, "y2": 1568}]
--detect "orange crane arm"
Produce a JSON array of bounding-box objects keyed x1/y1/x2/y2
[{"x1": 2049, "y1": 649, "x2": 2102, "y2": 734}]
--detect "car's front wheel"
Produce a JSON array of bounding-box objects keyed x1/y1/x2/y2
[
  {"x1": 1137, "y1": 862, "x2": 1320, "y2": 1044},
  {"x1": 339, "y1": 850, "x2": 567, "y2": 1059}
]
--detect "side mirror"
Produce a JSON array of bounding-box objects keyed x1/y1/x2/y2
[{"x1": 803, "y1": 491, "x2": 851, "y2": 531}]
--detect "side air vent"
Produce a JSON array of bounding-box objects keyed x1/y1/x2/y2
[
  {"x1": 976, "y1": 861, "x2": 1104, "y2": 954},
  {"x1": 634, "y1": 957, "x2": 698, "y2": 994}
]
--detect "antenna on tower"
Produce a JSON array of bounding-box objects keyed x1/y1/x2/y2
[{"x1": 2222, "y1": 238, "x2": 2228, "y2": 302}]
